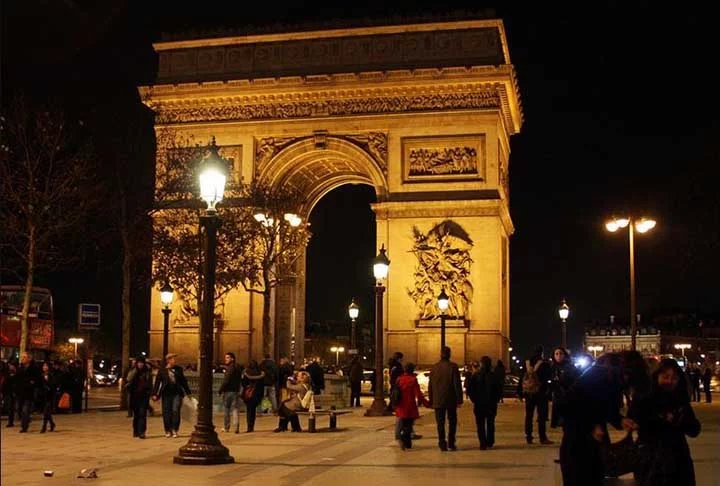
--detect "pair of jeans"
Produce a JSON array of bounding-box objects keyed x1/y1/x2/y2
[
  {"x1": 4, "y1": 395, "x2": 16, "y2": 425},
  {"x1": 524, "y1": 393, "x2": 549, "y2": 441},
  {"x1": 473, "y1": 406, "x2": 495, "y2": 447},
  {"x1": 223, "y1": 391, "x2": 240, "y2": 431},
  {"x1": 161, "y1": 393, "x2": 182, "y2": 433},
  {"x1": 263, "y1": 385, "x2": 277, "y2": 412},
  {"x1": 18, "y1": 397, "x2": 32, "y2": 431},
  {"x1": 246, "y1": 400, "x2": 258, "y2": 431},
  {"x1": 42, "y1": 400, "x2": 55, "y2": 430},
  {"x1": 434, "y1": 407, "x2": 458, "y2": 447},
  {"x1": 132, "y1": 403, "x2": 147, "y2": 436}
]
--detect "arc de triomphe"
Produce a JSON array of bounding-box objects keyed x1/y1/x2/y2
[{"x1": 141, "y1": 18, "x2": 523, "y2": 367}]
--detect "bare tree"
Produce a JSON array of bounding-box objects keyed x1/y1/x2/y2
[{"x1": 0, "y1": 95, "x2": 97, "y2": 353}]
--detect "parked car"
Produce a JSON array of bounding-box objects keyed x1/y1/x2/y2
[
  {"x1": 91, "y1": 369, "x2": 118, "y2": 387},
  {"x1": 503, "y1": 374, "x2": 520, "y2": 398}
]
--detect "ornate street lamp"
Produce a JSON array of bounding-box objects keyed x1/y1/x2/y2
[
  {"x1": 558, "y1": 299, "x2": 570, "y2": 349},
  {"x1": 587, "y1": 345, "x2": 604, "y2": 359},
  {"x1": 365, "y1": 245, "x2": 392, "y2": 417},
  {"x1": 605, "y1": 216, "x2": 657, "y2": 350},
  {"x1": 437, "y1": 288, "x2": 449, "y2": 353},
  {"x1": 348, "y1": 299, "x2": 359, "y2": 351},
  {"x1": 160, "y1": 282, "x2": 174, "y2": 359},
  {"x1": 174, "y1": 137, "x2": 233, "y2": 465}
]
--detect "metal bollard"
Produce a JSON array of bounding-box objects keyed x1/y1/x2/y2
[
  {"x1": 329, "y1": 411, "x2": 337, "y2": 430},
  {"x1": 308, "y1": 414, "x2": 316, "y2": 433}
]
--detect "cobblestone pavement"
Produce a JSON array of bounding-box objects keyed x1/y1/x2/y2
[{"x1": 2, "y1": 397, "x2": 718, "y2": 486}]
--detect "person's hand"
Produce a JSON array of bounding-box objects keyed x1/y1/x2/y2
[
  {"x1": 591, "y1": 425, "x2": 605, "y2": 442},
  {"x1": 622, "y1": 418, "x2": 638, "y2": 431}
]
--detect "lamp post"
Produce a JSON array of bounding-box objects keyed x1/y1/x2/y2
[
  {"x1": 588, "y1": 345, "x2": 604, "y2": 359},
  {"x1": 605, "y1": 216, "x2": 657, "y2": 351},
  {"x1": 365, "y1": 244, "x2": 392, "y2": 417},
  {"x1": 674, "y1": 343, "x2": 691, "y2": 364},
  {"x1": 68, "y1": 337, "x2": 84, "y2": 359},
  {"x1": 348, "y1": 299, "x2": 359, "y2": 351},
  {"x1": 160, "y1": 282, "x2": 174, "y2": 359},
  {"x1": 437, "y1": 288, "x2": 449, "y2": 353},
  {"x1": 558, "y1": 299, "x2": 570, "y2": 349},
  {"x1": 174, "y1": 137, "x2": 233, "y2": 465},
  {"x1": 330, "y1": 346, "x2": 345, "y2": 366}
]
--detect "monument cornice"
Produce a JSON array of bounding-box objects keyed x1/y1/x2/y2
[{"x1": 141, "y1": 68, "x2": 521, "y2": 133}]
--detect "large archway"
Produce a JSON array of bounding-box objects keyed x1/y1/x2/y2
[{"x1": 143, "y1": 18, "x2": 522, "y2": 366}]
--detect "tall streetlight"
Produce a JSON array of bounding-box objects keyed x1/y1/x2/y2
[
  {"x1": 674, "y1": 343, "x2": 691, "y2": 365},
  {"x1": 330, "y1": 346, "x2": 345, "y2": 366},
  {"x1": 160, "y1": 282, "x2": 174, "y2": 359},
  {"x1": 68, "y1": 337, "x2": 84, "y2": 359},
  {"x1": 558, "y1": 299, "x2": 570, "y2": 349},
  {"x1": 174, "y1": 137, "x2": 233, "y2": 465},
  {"x1": 365, "y1": 244, "x2": 392, "y2": 417},
  {"x1": 348, "y1": 299, "x2": 359, "y2": 351},
  {"x1": 587, "y1": 345, "x2": 604, "y2": 359},
  {"x1": 605, "y1": 216, "x2": 657, "y2": 351},
  {"x1": 437, "y1": 288, "x2": 450, "y2": 353}
]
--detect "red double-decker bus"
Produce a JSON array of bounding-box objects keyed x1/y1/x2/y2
[{"x1": 0, "y1": 285, "x2": 54, "y2": 360}]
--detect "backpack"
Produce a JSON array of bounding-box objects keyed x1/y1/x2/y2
[{"x1": 522, "y1": 359, "x2": 542, "y2": 395}]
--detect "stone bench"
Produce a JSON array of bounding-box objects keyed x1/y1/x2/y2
[{"x1": 296, "y1": 409, "x2": 352, "y2": 432}]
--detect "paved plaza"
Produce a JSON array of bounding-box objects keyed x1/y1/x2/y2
[{"x1": 2, "y1": 395, "x2": 718, "y2": 486}]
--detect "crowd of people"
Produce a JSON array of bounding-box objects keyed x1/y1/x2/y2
[{"x1": 0, "y1": 352, "x2": 87, "y2": 433}]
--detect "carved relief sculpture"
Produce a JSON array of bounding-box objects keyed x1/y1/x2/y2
[
  {"x1": 402, "y1": 135, "x2": 485, "y2": 182},
  {"x1": 407, "y1": 220, "x2": 474, "y2": 320}
]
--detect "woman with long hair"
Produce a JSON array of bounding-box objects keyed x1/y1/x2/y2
[
  {"x1": 241, "y1": 360, "x2": 265, "y2": 433},
  {"x1": 39, "y1": 362, "x2": 57, "y2": 433},
  {"x1": 628, "y1": 358, "x2": 701, "y2": 486},
  {"x1": 127, "y1": 356, "x2": 153, "y2": 439},
  {"x1": 549, "y1": 346, "x2": 578, "y2": 429}
]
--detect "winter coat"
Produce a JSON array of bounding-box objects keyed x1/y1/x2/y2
[
  {"x1": 127, "y1": 367, "x2": 153, "y2": 407},
  {"x1": 241, "y1": 369, "x2": 265, "y2": 405},
  {"x1": 551, "y1": 360, "x2": 579, "y2": 403},
  {"x1": 349, "y1": 360, "x2": 364, "y2": 383},
  {"x1": 306, "y1": 362, "x2": 325, "y2": 393},
  {"x1": 152, "y1": 365, "x2": 191, "y2": 398},
  {"x1": 260, "y1": 359, "x2": 278, "y2": 387},
  {"x1": 428, "y1": 359, "x2": 463, "y2": 409},
  {"x1": 468, "y1": 368, "x2": 498, "y2": 413},
  {"x1": 219, "y1": 363, "x2": 243, "y2": 394},
  {"x1": 394, "y1": 373, "x2": 430, "y2": 419},
  {"x1": 628, "y1": 390, "x2": 701, "y2": 486},
  {"x1": 15, "y1": 362, "x2": 41, "y2": 400},
  {"x1": 282, "y1": 381, "x2": 310, "y2": 412}
]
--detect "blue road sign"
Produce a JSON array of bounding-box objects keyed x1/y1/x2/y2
[{"x1": 78, "y1": 303, "x2": 101, "y2": 329}]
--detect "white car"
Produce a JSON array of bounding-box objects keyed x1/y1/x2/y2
[{"x1": 415, "y1": 369, "x2": 466, "y2": 396}]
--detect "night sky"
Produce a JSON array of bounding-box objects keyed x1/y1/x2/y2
[{"x1": 3, "y1": 2, "x2": 718, "y2": 359}]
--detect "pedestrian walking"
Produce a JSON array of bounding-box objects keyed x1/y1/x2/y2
[
  {"x1": 39, "y1": 362, "x2": 57, "y2": 433},
  {"x1": 241, "y1": 360, "x2": 265, "y2": 432},
  {"x1": 520, "y1": 345, "x2": 553, "y2": 445},
  {"x1": 468, "y1": 356, "x2": 499, "y2": 449},
  {"x1": 218, "y1": 352, "x2": 243, "y2": 433},
  {"x1": 702, "y1": 368, "x2": 712, "y2": 403},
  {"x1": 2, "y1": 361, "x2": 17, "y2": 427},
  {"x1": 687, "y1": 365, "x2": 701, "y2": 402},
  {"x1": 127, "y1": 356, "x2": 153, "y2": 439},
  {"x1": 428, "y1": 346, "x2": 463, "y2": 451},
  {"x1": 259, "y1": 354, "x2": 278, "y2": 413},
  {"x1": 558, "y1": 351, "x2": 647, "y2": 486},
  {"x1": 16, "y1": 352, "x2": 40, "y2": 433},
  {"x1": 549, "y1": 346, "x2": 579, "y2": 429},
  {"x1": 152, "y1": 353, "x2": 192, "y2": 438},
  {"x1": 628, "y1": 358, "x2": 701, "y2": 486},
  {"x1": 394, "y1": 362, "x2": 430, "y2": 450},
  {"x1": 349, "y1": 356, "x2": 363, "y2": 407}
]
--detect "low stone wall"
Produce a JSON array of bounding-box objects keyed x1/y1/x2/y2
[{"x1": 184, "y1": 372, "x2": 349, "y2": 411}]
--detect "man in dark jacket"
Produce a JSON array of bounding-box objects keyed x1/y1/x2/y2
[
  {"x1": 16, "y1": 352, "x2": 41, "y2": 432},
  {"x1": 218, "y1": 352, "x2": 243, "y2": 433},
  {"x1": 306, "y1": 359, "x2": 325, "y2": 395},
  {"x1": 349, "y1": 356, "x2": 364, "y2": 407},
  {"x1": 521, "y1": 345, "x2": 553, "y2": 444},
  {"x1": 428, "y1": 346, "x2": 463, "y2": 451},
  {"x1": 152, "y1": 353, "x2": 191, "y2": 438},
  {"x1": 260, "y1": 354, "x2": 278, "y2": 413}
]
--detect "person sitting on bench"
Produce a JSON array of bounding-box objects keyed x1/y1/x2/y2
[{"x1": 274, "y1": 372, "x2": 312, "y2": 432}]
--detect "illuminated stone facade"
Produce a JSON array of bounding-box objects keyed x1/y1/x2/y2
[{"x1": 140, "y1": 19, "x2": 523, "y2": 367}]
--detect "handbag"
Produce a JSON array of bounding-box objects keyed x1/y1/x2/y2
[
  {"x1": 242, "y1": 383, "x2": 255, "y2": 402},
  {"x1": 57, "y1": 392, "x2": 71, "y2": 410},
  {"x1": 604, "y1": 431, "x2": 641, "y2": 478}
]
